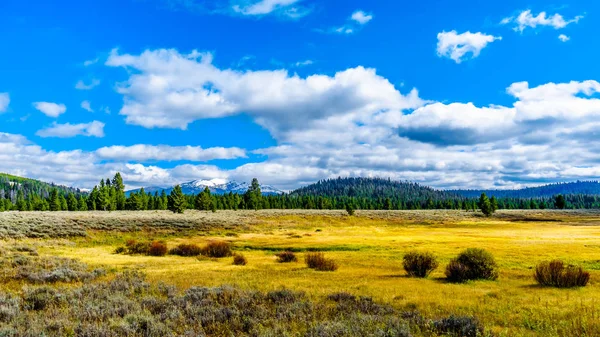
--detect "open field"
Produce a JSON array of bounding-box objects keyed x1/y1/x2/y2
[{"x1": 1, "y1": 210, "x2": 600, "y2": 336}]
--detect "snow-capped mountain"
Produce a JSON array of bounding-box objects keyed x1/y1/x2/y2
[{"x1": 126, "y1": 179, "x2": 284, "y2": 196}]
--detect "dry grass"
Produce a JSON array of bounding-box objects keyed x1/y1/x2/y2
[{"x1": 3, "y1": 209, "x2": 600, "y2": 336}]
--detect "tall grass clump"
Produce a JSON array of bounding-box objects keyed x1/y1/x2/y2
[
  {"x1": 305, "y1": 252, "x2": 338, "y2": 271},
  {"x1": 169, "y1": 243, "x2": 202, "y2": 257},
  {"x1": 534, "y1": 260, "x2": 590, "y2": 288},
  {"x1": 403, "y1": 251, "x2": 438, "y2": 278},
  {"x1": 201, "y1": 241, "x2": 232, "y2": 258},
  {"x1": 445, "y1": 248, "x2": 498, "y2": 283},
  {"x1": 276, "y1": 251, "x2": 298, "y2": 263}
]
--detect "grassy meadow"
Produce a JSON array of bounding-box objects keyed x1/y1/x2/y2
[{"x1": 1, "y1": 209, "x2": 600, "y2": 336}]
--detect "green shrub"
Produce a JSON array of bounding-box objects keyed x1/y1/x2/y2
[
  {"x1": 169, "y1": 244, "x2": 202, "y2": 257},
  {"x1": 534, "y1": 260, "x2": 590, "y2": 288},
  {"x1": 402, "y1": 251, "x2": 438, "y2": 278},
  {"x1": 305, "y1": 252, "x2": 338, "y2": 271},
  {"x1": 148, "y1": 241, "x2": 168, "y2": 257},
  {"x1": 201, "y1": 241, "x2": 232, "y2": 258},
  {"x1": 276, "y1": 251, "x2": 298, "y2": 263},
  {"x1": 232, "y1": 254, "x2": 247, "y2": 266},
  {"x1": 445, "y1": 248, "x2": 498, "y2": 283}
]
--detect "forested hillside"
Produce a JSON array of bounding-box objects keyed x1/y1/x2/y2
[
  {"x1": 0, "y1": 173, "x2": 83, "y2": 211},
  {"x1": 452, "y1": 181, "x2": 600, "y2": 198}
]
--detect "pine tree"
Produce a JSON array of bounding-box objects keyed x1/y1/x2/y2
[
  {"x1": 479, "y1": 193, "x2": 493, "y2": 216},
  {"x1": 78, "y1": 196, "x2": 88, "y2": 211},
  {"x1": 59, "y1": 194, "x2": 68, "y2": 211},
  {"x1": 112, "y1": 173, "x2": 126, "y2": 210},
  {"x1": 67, "y1": 193, "x2": 78, "y2": 211},
  {"x1": 490, "y1": 196, "x2": 499, "y2": 213},
  {"x1": 555, "y1": 195, "x2": 566, "y2": 209},
  {"x1": 245, "y1": 178, "x2": 262, "y2": 210},
  {"x1": 49, "y1": 189, "x2": 61, "y2": 211},
  {"x1": 168, "y1": 185, "x2": 186, "y2": 214}
]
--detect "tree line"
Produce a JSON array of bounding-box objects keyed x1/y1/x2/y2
[{"x1": 0, "y1": 173, "x2": 591, "y2": 213}]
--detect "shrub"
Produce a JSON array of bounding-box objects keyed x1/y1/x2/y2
[
  {"x1": 403, "y1": 251, "x2": 438, "y2": 278},
  {"x1": 232, "y1": 254, "x2": 247, "y2": 266},
  {"x1": 534, "y1": 260, "x2": 590, "y2": 288},
  {"x1": 114, "y1": 246, "x2": 126, "y2": 254},
  {"x1": 432, "y1": 315, "x2": 484, "y2": 337},
  {"x1": 169, "y1": 244, "x2": 202, "y2": 257},
  {"x1": 305, "y1": 252, "x2": 338, "y2": 271},
  {"x1": 23, "y1": 286, "x2": 60, "y2": 311},
  {"x1": 148, "y1": 241, "x2": 168, "y2": 257},
  {"x1": 125, "y1": 240, "x2": 150, "y2": 255},
  {"x1": 276, "y1": 251, "x2": 298, "y2": 263},
  {"x1": 201, "y1": 241, "x2": 232, "y2": 258},
  {"x1": 445, "y1": 248, "x2": 498, "y2": 283}
]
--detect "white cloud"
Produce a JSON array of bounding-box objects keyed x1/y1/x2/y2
[
  {"x1": 232, "y1": 0, "x2": 309, "y2": 18},
  {"x1": 81, "y1": 100, "x2": 94, "y2": 112},
  {"x1": 84, "y1": 58, "x2": 99, "y2": 66},
  {"x1": 0, "y1": 93, "x2": 9, "y2": 113},
  {"x1": 36, "y1": 121, "x2": 105, "y2": 138},
  {"x1": 106, "y1": 48, "x2": 424, "y2": 140},
  {"x1": 558, "y1": 34, "x2": 570, "y2": 42},
  {"x1": 294, "y1": 60, "x2": 314, "y2": 67},
  {"x1": 502, "y1": 10, "x2": 583, "y2": 32},
  {"x1": 351, "y1": 10, "x2": 373, "y2": 25},
  {"x1": 437, "y1": 30, "x2": 502, "y2": 63},
  {"x1": 33, "y1": 102, "x2": 67, "y2": 117},
  {"x1": 96, "y1": 145, "x2": 247, "y2": 162},
  {"x1": 75, "y1": 79, "x2": 101, "y2": 90}
]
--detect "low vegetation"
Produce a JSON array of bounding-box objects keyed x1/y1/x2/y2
[
  {"x1": 403, "y1": 251, "x2": 439, "y2": 278},
  {"x1": 534, "y1": 260, "x2": 590, "y2": 288},
  {"x1": 276, "y1": 251, "x2": 298, "y2": 263},
  {"x1": 201, "y1": 240, "x2": 232, "y2": 258},
  {"x1": 305, "y1": 252, "x2": 339, "y2": 271},
  {"x1": 445, "y1": 248, "x2": 499, "y2": 283},
  {"x1": 232, "y1": 253, "x2": 247, "y2": 265},
  {"x1": 168, "y1": 243, "x2": 202, "y2": 257}
]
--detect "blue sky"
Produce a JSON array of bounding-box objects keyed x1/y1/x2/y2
[{"x1": 1, "y1": 0, "x2": 599, "y2": 190}]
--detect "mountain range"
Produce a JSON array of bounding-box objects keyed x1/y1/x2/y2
[
  {"x1": 450, "y1": 181, "x2": 600, "y2": 199},
  {"x1": 126, "y1": 179, "x2": 284, "y2": 196}
]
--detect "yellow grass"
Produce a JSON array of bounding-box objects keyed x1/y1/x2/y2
[{"x1": 8, "y1": 210, "x2": 600, "y2": 336}]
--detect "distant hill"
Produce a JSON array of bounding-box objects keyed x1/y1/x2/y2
[
  {"x1": 451, "y1": 181, "x2": 600, "y2": 198},
  {"x1": 126, "y1": 179, "x2": 284, "y2": 196},
  {"x1": 291, "y1": 177, "x2": 458, "y2": 200},
  {"x1": 0, "y1": 172, "x2": 83, "y2": 202}
]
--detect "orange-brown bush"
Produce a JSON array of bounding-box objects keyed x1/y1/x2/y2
[
  {"x1": 201, "y1": 241, "x2": 232, "y2": 258},
  {"x1": 403, "y1": 251, "x2": 438, "y2": 278},
  {"x1": 125, "y1": 240, "x2": 150, "y2": 255},
  {"x1": 148, "y1": 241, "x2": 168, "y2": 256},
  {"x1": 305, "y1": 252, "x2": 338, "y2": 271},
  {"x1": 169, "y1": 244, "x2": 202, "y2": 257},
  {"x1": 233, "y1": 253, "x2": 247, "y2": 266},
  {"x1": 534, "y1": 260, "x2": 590, "y2": 288},
  {"x1": 276, "y1": 251, "x2": 298, "y2": 263}
]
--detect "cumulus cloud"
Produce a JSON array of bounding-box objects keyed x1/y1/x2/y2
[
  {"x1": 75, "y1": 79, "x2": 101, "y2": 90},
  {"x1": 437, "y1": 31, "x2": 502, "y2": 63},
  {"x1": 351, "y1": 10, "x2": 373, "y2": 25},
  {"x1": 558, "y1": 34, "x2": 570, "y2": 42},
  {"x1": 0, "y1": 93, "x2": 9, "y2": 113},
  {"x1": 96, "y1": 144, "x2": 247, "y2": 162},
  {"x1": 105, "y1": 48, "x2": 424, "y2": 141},
  {"x1": 81, "y1": 100, "x2": 93, "y2": 112},
  {"x1": 36, "y1": 121, "x2": 105, "y2": 138},
  {"x1": 502, "y1": 10, "x2": 583, "y2": 32},
  {"x1": 33, "y1": 102, "x2": 67, "y2": 117}
]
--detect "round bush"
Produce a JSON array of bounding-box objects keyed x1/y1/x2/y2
[
  {"x1": 232, "y1": 254, "x2": 247, "y2": 266},
  {"x1": 276, "y1": 251, "x2": 298, "y2": 263},
  {"x1": 534, "y1": 260, "x2": 590, "y2": 288},
  {"x1": 445, "y1": 248, "x2": 498, "y2": 283},
  {"x1": 148, "y1": 241, "x2": 168, "y2": 257},
  {"x1": 201, "y1": 241, "x2": 232, "y2": 258},
  {"x1": 305, "y1": 252, "x2": 338, "y2": 272},
  {"x1": 402, "y1": 251, "x2": 438, "y2": 278},
  {"x1": 169, "y1": 244, "x2": 202, "y2": 257}
]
